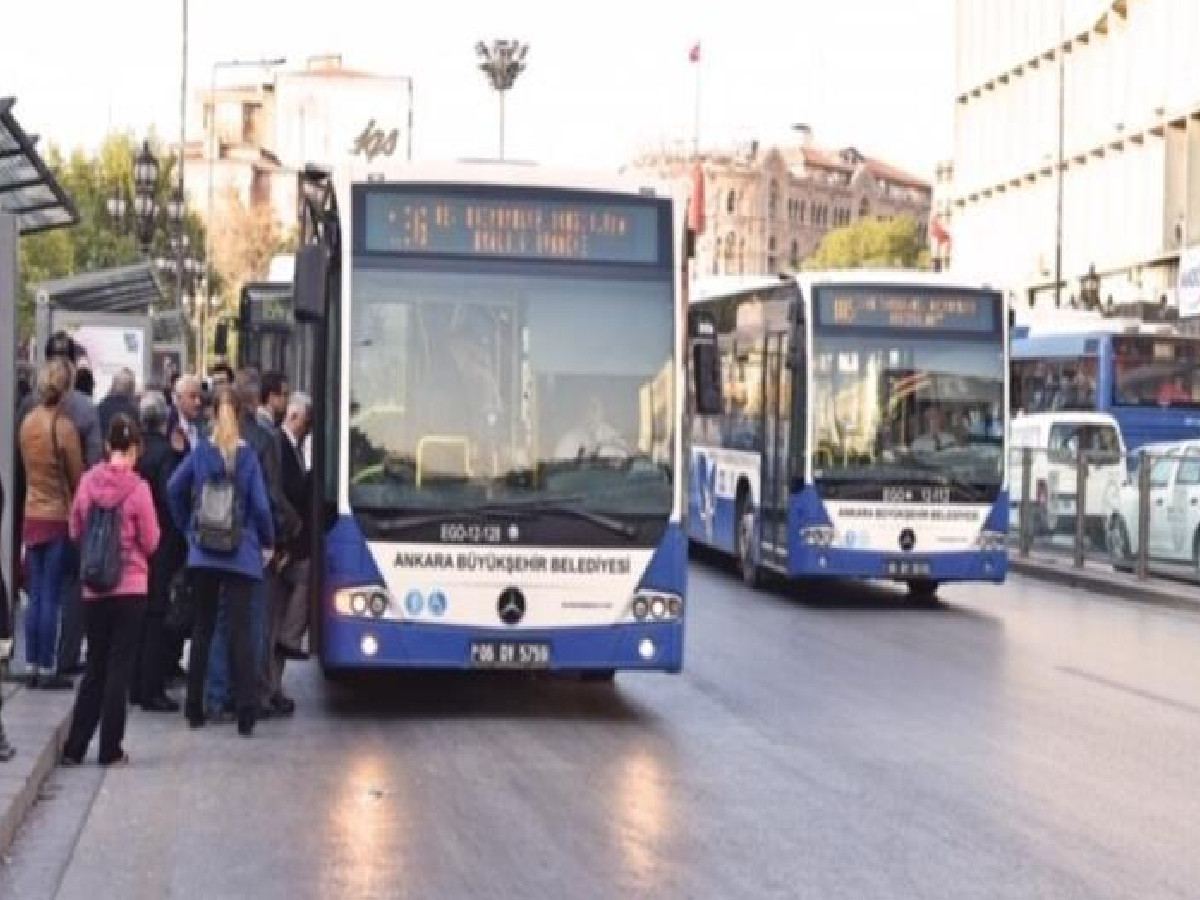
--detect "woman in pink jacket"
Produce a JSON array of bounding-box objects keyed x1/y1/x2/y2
[{"x1": 62, "y1": 414, "x2": 160, "y2": 767}]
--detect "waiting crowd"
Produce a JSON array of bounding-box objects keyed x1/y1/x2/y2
[{"x1": 0, "y1": 331, "x2": 313, "y2": 765}]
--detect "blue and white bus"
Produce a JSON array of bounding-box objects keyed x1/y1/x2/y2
[
  {"x1": 291, "y1": 162, "x2": 686, "y2": 679},
  {"x1": 686, "y1": 273, "x2": 1008, "y2": 599},
  {"x1": 1010, "y1": 323, "x2": 1200, "y2": 451}
]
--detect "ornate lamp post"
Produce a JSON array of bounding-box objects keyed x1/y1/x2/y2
[
  {"x1": 1081, "y1": 264, "x2": 1100, "y2": 311},
  {"x1": 475, "y1": 39, "x2": 528, "y2": 160}
]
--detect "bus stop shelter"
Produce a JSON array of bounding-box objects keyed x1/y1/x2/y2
[
  {"x1": 33, "y1": 262, "x2": 166, "y2": 394},
  {"x1": 0, "y1": 96, "x2": 78, "y2": 639}
]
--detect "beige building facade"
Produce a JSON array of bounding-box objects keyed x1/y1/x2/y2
[
  {"x1": 951, "y1": 0, "x2": 1200, "y2": 313},
  {"x1": 628, "y1": 128, "x2": 932, "y2": 277},
  {"x1": 182, "y1": 54, "x2": 412, "y2": 234}
]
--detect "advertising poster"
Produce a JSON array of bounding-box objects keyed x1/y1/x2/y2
[{"x1": 70, "y1": 325, "x2": 146, "y2": 397}]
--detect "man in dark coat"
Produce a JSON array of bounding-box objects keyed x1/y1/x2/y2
[
  {"x1": 132, "y1": 392, "x2": 184, "y2": 712},
  {"x1": 97, "y1": 368, "x2": 140, "y2": 437}
]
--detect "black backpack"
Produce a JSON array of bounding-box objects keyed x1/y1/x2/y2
[
  {"x1": 195, "y1": 450, "x2": 242, "y2": 554},
  {"x1": 80, "y1": 493, "x2": 131, "y2": 593}
]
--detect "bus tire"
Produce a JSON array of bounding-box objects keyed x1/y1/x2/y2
[
  {"x1": 907, "y1": 579, "x2": 939, "y2": 603},
  {"x1": 736, "y1": 496, "x2": 762, "y2": 590},
  {"x1": 580, "y1": 669, "x2": 616, "y2": 684},
  {"x1": 322, "y1": 666, "x2": 352, "y2": 686}
]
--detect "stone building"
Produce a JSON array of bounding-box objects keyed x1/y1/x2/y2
[
  {"x1": 627, "y1": 127, "x2": 932, "y2": 276},
  {"x1": 951, "y1": 0, "x2": 1200, "y2": 314}
]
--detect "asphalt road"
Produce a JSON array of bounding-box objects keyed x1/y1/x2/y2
[{"x1": 3, "y1": 557, "x2": 1199, "y2": 900}]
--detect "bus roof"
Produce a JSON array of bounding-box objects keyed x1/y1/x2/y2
[
  {"x1": 693, "y1": 270, "x2": 998, "y2": 303},
  {"x1": 337, "y1": 158, "x2": 674, "y2": 200}
]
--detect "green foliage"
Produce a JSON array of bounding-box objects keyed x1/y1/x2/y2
[
  {"x1": 803, "y1": 214, "x2": 930, "y2": 271},
  {"x1": 16, "y1": 133, "x2": 211, "y2": 339}
]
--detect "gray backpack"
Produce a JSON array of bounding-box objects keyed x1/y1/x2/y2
[{"x1": 195, "y1": 452, "x2": 242, "y2": 554}]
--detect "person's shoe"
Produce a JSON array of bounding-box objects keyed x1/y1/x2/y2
[
  {"x1": 25, "y1": 671, "x2": 40, "y2": 689},
  {"x1": 39, "y1": 674, "x2": 74, "y2": 691},
  {"x1": 59, "y1": 664, "x2": 85, "y2": 677},
  {"x1": 276, "y1": 643, "x2": 309, "y2": 662},
  {"x1": 237, "y1": 709, "x2": 256, "y2": 737},
  {"x1": 60, "y1": 751, "x2": 83, "y2": 767},
  {"x1": 0, "y1": 730, "x2": 16, "y2": 763},
  {"x1": 100, "y1": 752, "x2": 129, "y2": 767},
  {"x1": 256, "y1": 703, "x2": 277, "y2": 721},
  {"x1": 186, "y1": 712, "x2": 206, "y2": 729},
  {"x1": 142, "y1": 695, "x2": 180, "y2": 713},
  {"x1": 269, "y1": 694, "x2": 296, "y2": 717}
]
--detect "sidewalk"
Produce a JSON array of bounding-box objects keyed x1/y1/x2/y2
[
  {"x1": 0, "y1": 680, "x2": 74, "y2": 855},
  {"x1": 1011, "y1": 548, "x2": 1200, "y2": 613}
]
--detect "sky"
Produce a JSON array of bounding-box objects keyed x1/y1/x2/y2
[{"x1": 3, "y1": 0, "x2": 956, "y2": 179}]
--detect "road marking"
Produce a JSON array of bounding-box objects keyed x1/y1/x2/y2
[{"x1": 1057, "y1": 665, "x2": 1200, "y2": 717}]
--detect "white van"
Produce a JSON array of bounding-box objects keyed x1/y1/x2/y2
[{"x1": 1009, "y1": 412, "x2": 1126, "y2": 542}]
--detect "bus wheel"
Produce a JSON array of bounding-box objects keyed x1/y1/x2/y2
[
  {"x1": 580, "y1": 669, "x2": 616, "y2": 684},
  {"x1": 907, "y1": 579, "x2": 939, "y2": 603},
  {"x1": 736, "y1": 501, "x2": 762, "y2": 589}
]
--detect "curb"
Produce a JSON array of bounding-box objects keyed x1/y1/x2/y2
[
  {"x1": 0, "y1": 686, "x2": 73, "y2": 856},
  {"x1": 1010, "y1": 558, "x2": 1200, "y2": 614}
]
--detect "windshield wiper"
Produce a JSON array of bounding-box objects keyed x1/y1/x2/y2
[
  {"x1": 478, "y1": 496, "x2": 639, "y2": 540},
  {"x1": 896, "y1": 460, "x2": 987, "y2": 502}
]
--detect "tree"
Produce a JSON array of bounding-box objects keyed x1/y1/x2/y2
[
  {"x1": 207, "y1": 186, "x2": 287, "y2": 311},
  {"x1": 803, "y1": 214, "x2": 931, "y2": 271},
  {"x1": 16, "y1": 133, "x2": 212, "y2": 339}
]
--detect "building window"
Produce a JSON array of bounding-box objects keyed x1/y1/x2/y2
[
  {"x1": 726, "y1": 190, "x2": 737, "y2": 215},
  {"x1": 242, "y1": 103, "x2": 262, "y2": 144},
  {"x1": 768, "y1": 180, "x2": 779, "y2": 220},
  {"x1": 723, "y1": 232, "x2": 736, "y2": 273},
  {"x1": 790, "y1": 239, "x2": 800, "y2": 269},
  {"x1": 859, "y1": 197, "x2": 869, "y2": 218},
  {"x1": 738, "y1": 237, "x2": 746, "y2": 275},
  {"x1": 799, "y1": 200, "x2": 806, "y2": 223}
]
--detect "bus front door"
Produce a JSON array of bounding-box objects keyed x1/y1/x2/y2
[{"x1": 761, "y1": 332, "x2": 791, "y2": 566}]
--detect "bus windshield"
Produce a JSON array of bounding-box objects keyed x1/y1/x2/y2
[
  {"x1": 1113, "y1": 336, "x2": 1200, "y2": 408},
  {"x1": 811, "y1": 333, "x2": 1005, "y2": 493},
  {"x1": 347, "y1": 265, "x2": 674, "y2": 521}
]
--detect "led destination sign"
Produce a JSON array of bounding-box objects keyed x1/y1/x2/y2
[
  {"x1": 816, "y1": 289, "x2": 998, "y2": 332},
  {"x1": 245, "y1": 288, "x2": 292, "y2": 326},
  {"x1": 362, "y1": 192, "x2": 661, "y2": 264}
]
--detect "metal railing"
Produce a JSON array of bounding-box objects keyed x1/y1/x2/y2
[{"x1": 1009, "y1": 445, "x2": 1190, "y2": 583}]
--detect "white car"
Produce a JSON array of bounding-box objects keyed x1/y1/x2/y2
[
  {"x1": 1009, "y1": 412, "x2": 1126, "y2": 543},
  {"x1": 1106, "y1": 439, "x2": 1200, "y2": 571}
]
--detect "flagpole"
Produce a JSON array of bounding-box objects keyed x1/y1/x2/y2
[{"x1": 692, "y1": 48, "x2": 701, "y2": 156}]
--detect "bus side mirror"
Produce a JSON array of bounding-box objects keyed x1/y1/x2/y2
[
  {"x1": 294, "y1": 245, "x2": 330, "y2": 323},
  {"x1": 692, "y1": 342, "x2": 723, "y2": 415}
]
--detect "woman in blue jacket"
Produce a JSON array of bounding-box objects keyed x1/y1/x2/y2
[{"x1": 168, "y1": 385, "x2": 274, "y2": 736}]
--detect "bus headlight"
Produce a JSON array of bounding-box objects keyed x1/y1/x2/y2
[
  {"x1": 801, "y1": 526, "x2": 836, "y2": 547},
  {"x1": 335, "y1": 586, "x2": 398, "y2": 620},
  {"x1": 974, "y1": 530, "x2": 1007, "y2": 552},
  {"x1": 627, "y1": 591, "x2": 683, "y2": 622}
]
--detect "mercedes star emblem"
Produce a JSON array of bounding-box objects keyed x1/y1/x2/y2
[{"x1": 497, "y1": 587, "x2": 526, "y2": 626}]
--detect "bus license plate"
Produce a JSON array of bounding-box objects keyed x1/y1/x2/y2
[
  {"x1": 469, "y1": 641, "x2": 551, "y2": 669},
  {"x1": 886, "y1": 559, "x2": 932, "y2": 578}
]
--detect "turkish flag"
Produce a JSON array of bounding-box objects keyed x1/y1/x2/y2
[
  {"x1": 930, "y1": 214, "x2": 950, "y2": 247},
  {"x1": 689, "y1": 42, "x2": 701, "y2": 63}
]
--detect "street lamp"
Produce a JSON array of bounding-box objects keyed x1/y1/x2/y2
[
  {"x1": 132, "y1": 140, "x2": 162, "y2": 251},
  {"x1": 1081, "y1": 264, "x2": 1100, "y2": 310},
  {"x1": 475, "y1": 39, "x2": 528, "y2": 160}
]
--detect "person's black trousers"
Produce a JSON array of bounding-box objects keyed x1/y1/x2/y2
[
  {"x1": 186, "y1": 570, "x2": 255, "y2": 725},
  {"x1": 133, "y1": 549, "x2": 175, "y2": 702},
  {"x1": 63, "y1": 596, "x2": 147, "y2": 764}
]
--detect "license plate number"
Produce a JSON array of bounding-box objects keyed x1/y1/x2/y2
[
  {"x1": 469, "y1": 641, "x2": 551, "y2": 669},
  {"x1": 886, "y1": 558, "x2": 932, "y2": 578}
]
